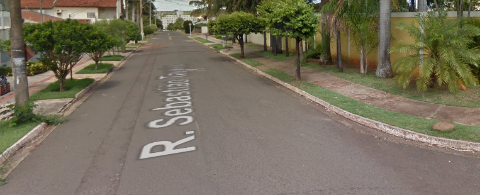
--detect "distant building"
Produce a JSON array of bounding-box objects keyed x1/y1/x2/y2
[{"x1": 160, "y1": 10, "x2": 196, "y2": 30}]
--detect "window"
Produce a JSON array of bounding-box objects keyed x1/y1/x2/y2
[{"x1": 87, "y1": 12, "x2": 96, "y2": 18}]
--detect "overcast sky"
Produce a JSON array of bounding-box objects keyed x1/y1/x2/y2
[{"x1": 153, "y1": 0, "x2": 197, "y2": 11}]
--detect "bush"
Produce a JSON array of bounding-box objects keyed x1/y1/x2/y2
[
  {"x1": 143, "y1": 25, "x2": 154, "y2": 35},
  {"x1": 150, "y1": 24, "x2": 158, "y2": 32},
  {"x1": 26, "y1": 62, "x2": 49, "y2": 76},
  {"x1": 0, "y1": 66, "x2": 12, "y2": 76}
]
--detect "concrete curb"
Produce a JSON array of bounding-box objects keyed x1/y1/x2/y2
[
  {"x1": 221, "y1": 51, "x2": 480, "y2": 152},
  {"x1": 0, "y1": 122, "x2": 47, "y2": 165},
  {"x1": 0, "y1": 47, "x2": 142, "y2": 167}
]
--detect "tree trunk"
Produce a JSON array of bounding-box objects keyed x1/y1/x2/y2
[
  {"x1": 320, "y1": 17, "x2": 332, "y2": 66},
  {"x1": 121, "y1": 0, "x2": 125, "y2": 19},
  {"x1": 272, "y1": 35, "x2": 277, "y2": 55},
  {"x1": 237, "y1": 35, "x2": 245, "y2": 58},
  {"x1": 9, "y1": 0, "x2": 29, "y2": 105},
  {"x1": 285, "y1": 37, "x2": 289, "y2": 57},
  {"x1": 263, "y1": 32, "x2": 267, "y2": 51},
  {"x1": 59, "y1": 77, "x2": 65, "y2": 92},
  {"x1": 295, "y1": 37, "x2": 301, "y2": 81},
  {"x1": 410, "y1": 0, "x2": 416, "y2": 11},
  {"x1": 245, "y1": 34, "x2": 248, "y2": 43},
  {"x1": 458, "y1": 0, "x2": 464, "y2": 28},
  {"x1": 276, "y1": 36, "x2": 282, "y2": 54},
  {"x1": 376, "y1": 0, "x2": 393, "y2": 78},
  {"x1": 468, "y1": 0, "x2": 472, "y2": 18},
  {"x1": 360, "y1": 47, "x2": 365, "y2": 74},
  {"x1": 336, "y1": 28, "x2": 343, "y2": 72}
]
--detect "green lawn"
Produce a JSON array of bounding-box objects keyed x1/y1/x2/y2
[
  {"x1": 76, "y1": 63, "x2": 113, "y2": 74},
  {"x1": 230, "y1": 53, "x2": 263, "y2": 67},
  {"x1": 245, "y1": 43, "x2": 257, "y2": 47},
  {"x1": 99, "y1": 55, "x2": 124, "y2": 61},
  {"x1": 30, "y1": 78, "x2": 95, "y2": 101},
  {"x1": 209, "y1": 44, "x2": 233, "y2": 52},
  {"x1": 263, "y1": 68, "x2": 480, "y2": 142},
  {"x1": 0, "y1": 120, "x2": 40, "y2": 154},
  {"x1": 194, "y1": 37, "x2": 213, "y2": 43},
  {"x1": 257, "y1": 51, "x2": 294, "y2": 61},
  {"x1": 303, "y1": 63, "x2": 480, "y2": 108}
]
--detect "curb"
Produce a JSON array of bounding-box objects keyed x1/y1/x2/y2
[
  {"x1": 221, "y1": 51, "x2": 480, "y2": 152},
  {"x1": 0, "y1": 122, "x2": 47, "y2": 165},
  {"x1": 0, "y1": 47, "x2": 142, "y2": 167}
]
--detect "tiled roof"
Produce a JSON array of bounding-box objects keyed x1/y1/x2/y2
[
  {"x1": 22, "y1": 10, "x2": 64, "y2": 23},
  {"x1": 54, "y1": 0, "x2": 118, "y2": 8},
  {"x1": 21, "y1": 0, "x2": 56, "y2": 9}
]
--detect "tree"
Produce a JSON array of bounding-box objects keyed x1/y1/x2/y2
[
  {"x1": 259, "y1": 0, "x2": 318, "y2": 80},
  {"x1": 376, "y1": 0, "x2": 394, "y2": 78},
  {"x1": 391, "y1": 11, "x2": 480, "y2": 92},
  {"x1": 212, "y1": 12, "x2": 265, "y2": 58},
  {"x1": 85, "y1": 28, "x2": 118, "y2": 70},
  {"x1": 24, "y1": 20, "x2": 89, "y2": 92},
  {"x1": 184, "y1": 20, "x2": 193, "y2": 34},
  {"x1": 321, "y1": 0, "x2": 346, "y2": 72},
  {"x1": 344, "y1": 0, "x2": 380, "y2": 74}
]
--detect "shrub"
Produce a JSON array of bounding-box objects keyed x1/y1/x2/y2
[
  {"x1": 26, "y1": 62, "x2": 49, "y2": 76},
  {"x1": 143, "y1": 25, "x2": 154, "y2": 35},
  {"x1": 392, "y1": 11, "x2": 480, "y2": 92},
  {"x1": 0, "y1": 66, "x2": 12, "y2": 76}
]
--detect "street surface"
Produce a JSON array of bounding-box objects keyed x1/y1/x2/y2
[{"x1": 1, "y1": 31, "x2": 479, "y2": 195}]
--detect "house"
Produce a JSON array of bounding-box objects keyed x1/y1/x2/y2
[
  {"x1": 21, "y1": 0, "x2": 121, "y2": 24},
  {"x1": 160, "y1": 10, "x2": 197, "y2": 30}
]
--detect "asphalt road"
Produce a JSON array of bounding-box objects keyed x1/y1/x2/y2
[{"x1": 1, "y1": 31, "x2": 479, "y2": 195}]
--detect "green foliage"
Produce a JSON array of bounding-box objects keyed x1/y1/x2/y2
[
  {"x1": 23, "y1": 19, "x2": 91, "y2": 92},
  {"x1": 0, "y1": 39, "x2": 10, "y2": 52},
  {"x1": 258, "y1": 0, "x2": 318, "y2": 39},
  {"x1": 211, "y1": 12, "x2": 265, "y2": 58},
  {"x1": 466, "y1": 19, "x2": 480, "y2": 79},
  {"x1": 26, "y1": 62, "x2": 49, "y2": 76},
  {"x1": 84, "y1": 27, "x2": 117, "y2": 70},
  {"x1": 29, "y1": 78, "x2": 95, "y2": 101},
  {"x1": 76, "y1": 63, "x2": 113, "y2": 74},
  {"x1": 392, "y1": 11, "x2": 480, "y2": 93},
  {"x1": 184, "y1": 20, "x2": 193, "y2": 34},
  {"x1": 4, "y1": 102, "x2": 66, "y2": 127},
  {"x1": 0, "y1": 66, "x2": 12, "y2": 76},
  {"x1": 143, "y1": 25, "x2": 154, "y2": 35},
  {"x1": 174, "y1": 18, "x2": 184, "y2": 30}
]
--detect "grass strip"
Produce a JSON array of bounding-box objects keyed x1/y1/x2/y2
[
  {"x1": 263, "y1": 68, "x2": 480, "y2": 142},
  {"x1": 126, "y1": 43, "x2": 142, "y2": 48},
  {"x1": 257, "y1": 51, "x2": 294, "y2": 61},
  {"x1": 0, "y1": 120, "x2": 40, "y2": 154},
  {"x1": 30, "y1": 78, "x2": 95, "y2": 101},
  {"x1": 76, "y1": 63, "x2": 113, "y2": 74},
  {"x1": 230, "y1": 53, "x2": 263, "y2": 67},
  {"x1": 100, "y1": 55, "x2": 124, "y2": 61},
  {"x1": 303, "y1": 63, "x2": 480, "y2": 108},
  {"x1": 209, "y1": 44, "x2": 233, "y2": 52},
  {"x1": 245, "y1": 43, "x2": 257, "y2": 47},
  {"x1": 194, "y1": 37, "x2": 213, "y2": 43}
]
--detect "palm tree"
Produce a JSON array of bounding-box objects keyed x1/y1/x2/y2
[
  {"x1": 376, "y1": 0, "x2": 393, "y2": 78},
  {"x1": 391, "y1": 11, "x2": 480, "y2": 92}
]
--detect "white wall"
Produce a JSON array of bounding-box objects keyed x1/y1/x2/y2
[
  {"x1": 247, "y1": 33, "x2": 269, "y2": 47},
  {"x1": 54, "y1": 7, "x2": 98, "y2": 21}
]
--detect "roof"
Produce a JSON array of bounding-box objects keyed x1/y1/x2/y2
[
  {"x1": 21, "y1": 0, "x2": 56, "y2": 9},
  {"x1": 54, "y1": 0, "x2": 118, "y2": 8},
  {"x1": 22, "y1": 10, "x2": 64, "y2": 23}
]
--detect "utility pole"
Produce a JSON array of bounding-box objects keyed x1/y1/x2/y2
[
  {"x1": 40, "y1": 0, "x2": 43, "y2": 22},
  {"x1": 9, "y1": 0, "x2": 29, "y2": 105},
  {"x1": 140, "y1": 0, "x2": 144, "y2": 40}
]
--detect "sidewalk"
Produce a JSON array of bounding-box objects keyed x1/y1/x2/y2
[
  {"x1": 196, "y1": 34, "x2": 480, "y2": 127},
  {"x1": 0, "y1": 50, "x2": 134, "y2": 116}
]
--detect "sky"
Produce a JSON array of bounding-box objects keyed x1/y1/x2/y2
[{"x1": 153, "y1": 0, "x2": 197, "y2": 11}]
